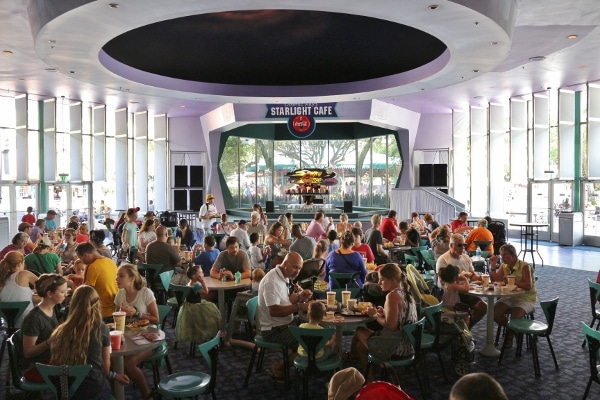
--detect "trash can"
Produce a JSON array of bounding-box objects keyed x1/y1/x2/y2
[{"x1": 558, "y1": 212, "x2": 583, "y2": 246}]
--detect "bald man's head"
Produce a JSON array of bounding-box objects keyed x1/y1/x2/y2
[{"x1": 156, "y1": 225, "x2": 168, "y2": 240}]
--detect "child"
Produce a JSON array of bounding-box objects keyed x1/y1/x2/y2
[
  {"x1": 438, "y1": 264, "x2": 470, "y2": 310},
  {"x1": 249, "y1": 233, "x2": 269, "y2": 270},
  {"x1": 251, "y1": 268, "x2": 265, "y2": 295},
  {"x1": 327, "y1": 230, "x2": 339, "y2": 253},
  {"x1": 121, "y1": 207, "x2": 139, "y2": 263},
  {"x1": 67, "y1": 259, "x2": 86, "y2": 288},
  {"x1": 194, "y1": 235, "x2": 221, "y2": 277},
  {"x1": 297, "y1": 302, "x2": 336, "y2": 361}
]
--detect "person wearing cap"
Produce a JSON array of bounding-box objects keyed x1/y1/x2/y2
[
  {"x1": 328, "y1": 367, "x2": 365, "y2": 400},
  {"x1": 24, "y1": 237, "x2": 62, "y2": 275},
  {"x1": 199, "y1": 194, "x2": 220, "y2": 233},
  {"x1": 18, "y1": 222, "x2": 36, "y2": 252},
  {"x1": 122, "y1": 207, "x2": 140, "y2": 263},
  {"x1": 21, "y1": 206, "x2": 36, "y2": 225},
  {"x1": 44, "y1": 210, "x2": 57, "y2": 231},
  {"x1": 230, "y1": 219, "x2": 251, "y2": 250}
]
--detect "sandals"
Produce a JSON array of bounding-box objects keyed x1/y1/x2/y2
[{"x1": 265, "y1": 368, "x2": 286, "y2": 384}]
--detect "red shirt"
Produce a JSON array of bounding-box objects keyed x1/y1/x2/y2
[
  {"x1": 21, "y1": 213, "x2": 35, "y2": 225},
  {"x1": 451, "y1": 219, "x2": 467, "y2": 232},
  {"x1": 351, "y1": 244, "x2": 374, "y2": 263},
  {"x1": 380, "y1": 218, "x2": 398, "y2": 242}
]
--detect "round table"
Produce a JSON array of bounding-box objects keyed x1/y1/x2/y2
[
  {"x1": 468, "y1": 287, "x2": 526, "y2": 357},
  {"x1": 110, "y1": 327, "x2": 165, "y2": 400},
  {"x1": 203, "y1": 276, "x2": 251, "y2": 328},
  {"x1": 321, "y1": 312, "x2": 373, "y2": 353}
]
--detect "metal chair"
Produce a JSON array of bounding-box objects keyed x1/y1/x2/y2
[
  {"x1": 473, "y1": 240, "x2": 492, "y2": 252},
  {"x1": 142, "y1": 304, "x2": 173, "y2": 388},
  {"x1": 225, "y1": 290, "x2": 255, "y2": 342},
  {"x1": 0, "y1": 301, "x2": 31, "y2": 384},
  {"x1": 243, "y1": 297, "x2": 290, "y2": 388},
  {"x1": 36, "y1": 363, "x2": 92, "y2": 399},
  {"x1": 329, "y1": 272, "x2": 360, "y2": 289},
  {"x1": 158, "y1": 270, "x2": 174, "y2": 307},
  {"x1": 420, "y1": 302, "x2": 448, "y2": 383},
  {"x1": 6, "y1": 331, "x2": 49, "y2": 397},
  {"x1": 582, "y1": 321, "x2": 600, "y2": 399},
  {"x1": 157, "y1": 330, "x2": 220, "y2": 400},
  {"x1": 498, "y1": 297, "x2": 559, "y2": 378},
  {"x1": 419, "y1": 249, "x2": 437, "y2": 271},
  {"x1": 582, "y1": 279, "x2": 600, "y2": 347}
]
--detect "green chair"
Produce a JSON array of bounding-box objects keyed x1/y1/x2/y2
[
  {"x1": 0, "y1": 301, "x2": 31, "y2": 369},
  {"x1": 365, "y1": 317, "x2": 426, "y2": 398},
  {"x1": 473, "y1": 240, "x2": 492, "y2": 252},
  {"x1": 411, "y1": 245, "x2": 428, "y2": 256},
  {"x1": 142, "y1": 305, "x2": 173, "y2": 387},
  {"x1": 36, "y1": 363, "x2": 92, "y2": 398},
  {"x1": 419, "y1": 249, "x2": 437, "y2": 271},
  {"x1": 498, "y1": 297, "x2": 559, "y2": 378},
  {"x1": 157, "y1": 330, "x2": 220, "y2": 400},
  {"x1": 582, "y1": 279, "x2": 600, "y2": 348},
  {"x1": 243, "y1": 297, "x2": 290, "y2": 388},
  {"x1": 403, "y1": 254, "x2": 420, "y2": 268},
  {"x1": 159, "y1": 270, "x2": 174, "y2": 309},
  {"x1": 421, "y1": 302, "x2": 449, "y2": 383},
  {"x1": 140, "y1": 263, "x2": 164, "y2": 302},
  {"x1": 329, "y1": 272, "x2": 359, "y2": 289},
  {"x1": 7, "y1": 331, "x2": 49, "y2": 396},
  {"x1": 582, "y1": 321, "x2": 600, "y2": 399},
  {"x1": 289, "y1": 326, "x2": 341, "y2": 400},
  {"x1": 420, "y1": 238, "x2": 429, "y2": 247},
  {"x1": 167, "y1": 283, "x2": 190, "y2": 329},
  {"x1": 332, "y1": 288, "x2": 360, "y2": 303}
]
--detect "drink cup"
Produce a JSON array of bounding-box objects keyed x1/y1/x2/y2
[
  {"x1": 506, "y1": 275, "x2": 516, "y2": 286},
  {"x1": 347, "y1": 299, "x2": 357, "y2": 310},
  {"x1": 112, "y1": 311, "x2": 126, "y2": 332},
  {"x1": 110, "y1": 330, "x2": 122, "y2": 350},
  {"x1": 326, "y1": 311, "x2": 335, "y2": 320},
  {"x1": 327, "y1": 291, "x2": 336, "y2": 306},
  {"x1": 341, "y1": 290, "x2": 351, "y2": 308},
  {"x1": 482, "y1": 274, "x2": 490, "y2": 288}
]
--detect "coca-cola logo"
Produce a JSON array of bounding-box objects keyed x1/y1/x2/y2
[{"x1": 287, "y1": 115, "x2": 315, "y2": 138}]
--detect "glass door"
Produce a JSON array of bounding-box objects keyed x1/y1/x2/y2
[
  {"x1": 530, "y1": 182, "x2": 551, "y2": 241},
  {"x1": 551, "y1": 181, "x2": 573, "y2": 242},
  {"x1": 47, "y1": 183, "x2": 92, "y2": 229}
]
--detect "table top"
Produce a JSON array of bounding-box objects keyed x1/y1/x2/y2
[
  {"x1": 468, "y1": 287, "x2": 525, "y2": 299},
  {"x1": 321, "y1": 313, "x2": 373, "y2": 326},
  {"x1": 386, "y1": 245, "x2": 412, "y2": 251},
  {"x1": 510, "y1": 222, "x2": 549, "y2": 228},
  {"x1": 203, "y1": 276, "x2": 251, "y2": 290},
  {"x1": 110, "y1": 327, "x2": 164, "y2": 358}
]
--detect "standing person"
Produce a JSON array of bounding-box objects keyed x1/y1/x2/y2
[
  {"x1": 49, "y1": 286, "x2": 130, "y2": 399},
  {"x1": 436, "y1": 234, "x2": 487, "y2": 328},
  {"x1": 44, "y1": 210, "x2": 58, "y2": 231},
  {"x1": 56, "y1": 228, "x2": 78, "y2": 264},
  {"x1": 0, "y1": 251, "x2": 38, "y2": 327},
  {"x1": 465, "y1": 219, "x2": 494, "y2": 253},
  {"x1": 253, "y1": 203, "x2": 268, "y2": 226},
  {"x1": 22, "y1": 206, "x2": 36, "y2": 225},
  {"x1": 121, "y1": 207, "x2": 139, "y2": 263},
  {"x1": 24, "y1": 237, "x2": 62, "y2": 275},
  {"x1": 76, "y1": 243, "x2": 118, "y2": 319},
  {"x1": 230, "y1": 219, "x2": 252, "y2": 250},
  {"x1": 451, "y1": 212, "x2": 474, "y2": 234},
  {"x1": 289, "y1": 224, "x2": 316, "y2": 261},
  {"x1": 199, "y1": 194, "x2": 220, "y2": 233},
  {"x1": 346, "y1": 263, "x2": 418, "y2": 376},
  {"x1": 147, "y1": 200, "x2": 155, "y2": 212},
  {"x1": 351, "y1": 227, "x2": 374, "y2": 263},
  {"x1": 305, "y1": 211, "x2": 332, "y2": 241},
  {"x1": 489, "y1": 243, "x2": 537, "y2": 348},
  {"x1": 379, "y1": 210, "x2": 401, "y2": 242},
  {"x1": 137, "y1": 219, "x2": 157, "y2": 263},
  {"x1": 257, "y1": 252, "x2": 312, "y2": 381},
  {"x1": 193, "y1": 235, "x2": 221, "y2": 277},
  {"x1": 21, "y1": 274, "x2": 68, "y2": 382},
  {"x1": 146, "y1": 225, "x2": 187, "y2": 284},
  {"x1": 364, "y1": 214, "x2": 391, "y2": 265},
  {"x1": 114, "y1": 264, "x2": 159, "y2": 399},
  {"x1": 176, "y1": 218, "x2": 194, "y2": 250},
  {"x1": 324, "y1": 231, "x2": 367, "y2": 289}
]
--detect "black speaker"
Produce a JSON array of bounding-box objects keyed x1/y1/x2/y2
[
  {"x1": 343, "y1": 201, "x2": 353, "y2": 213},
  {"x1": 433, "y1": 164, "x2": 448, "y2": 187},
  {"x1": 189, "y1": 190, "x2": 204, "y2": 212},
  {"x1": 174, "y1": 190, "x2": 188, "y2": 210},
  {"x1": 419, "y1": 164, "x2": 434, "y2": 186},
  {"x1": 266, "y1": 201, "x2": 275, "y2": 213},
  {"x1": 189, "y1": 166, "x2": 204, "y2": 187},
  {"x1": 174, "y1": 165, "x2": 188, "y2": 188}
]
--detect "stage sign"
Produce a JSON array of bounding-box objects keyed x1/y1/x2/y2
[{"x1": 265, "y1": 103, "x2": 337, "y2": 138}]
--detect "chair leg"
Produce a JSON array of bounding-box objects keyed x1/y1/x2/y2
[
  {"x1": 583, "y1": 316, "x2": 598, "y2": 347},
  {"x1": 546, "y1": 336, "x2": 559, "y2": 370},
  {"x1": 531, "y1": 335, "x2": 540, "y2": 378},
  {"x1": 498, "y1": 334, "x2": 507, "y2": 366},
  {"x1": 583, "y1": 377, "x2": 593, "y2": 400},
  {"x1": 435, "y1": 349, "x2": 448, "y2": 383},
  {"x1": 244, "y1": 345, "x2": 260, "y2": 388},
  {"x1": 282, "y1": 348, "x2": 290, "y2": 388}
]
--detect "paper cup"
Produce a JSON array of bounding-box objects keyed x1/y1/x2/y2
[
  {"x1": 341, "y1": 290, "x2": 351, "y2": 308},
  {"x1": 327, "y1": 291, "x2": 336, "y2": 306},
  {"x1": 113, "y1": 311, "x2": 126, "y2": 333},
  {"x1": 506, "y1": 275, "x2": 516, "y2": 286},
  {"x1": 109, "y1": 330, "x2": 122, "y2": 350},
  {"x1": 326, "y1": 311, "x2": 335, "y2": 320},
  {"x1": 347, "y1": 299, "x2": 357, "y2": 310},
  {"x1": 482, "y1": 274, "x2": 490, "y2": 287}
]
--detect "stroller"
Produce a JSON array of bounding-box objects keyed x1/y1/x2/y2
[{"x1": 405, "y1": 264, "x2": 475, "y2": 376}]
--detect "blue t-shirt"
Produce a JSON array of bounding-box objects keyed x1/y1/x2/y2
[
  {"x1": 194, "y1": 249, "x2": 220, "y2": 276},
  {"x1": 44, "y1": 218, "x2": 56, "y2": 230}
]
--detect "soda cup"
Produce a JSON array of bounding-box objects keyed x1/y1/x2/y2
[
  {"x1": 327, "y1": 291, "x2": 336, "y2": 306},
  {"x1": 109, "y1": 331, "x2": 122, "y2": 350},
  {"x1": 112, "y1": 311, "x2": 126, "y2": 332}
]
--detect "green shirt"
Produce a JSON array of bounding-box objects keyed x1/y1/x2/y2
[{"x1": 24, "y1": 252, "x2": 61, "y2": 275}]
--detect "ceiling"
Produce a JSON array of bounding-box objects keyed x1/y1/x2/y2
[{"x1": 1, "y1": 0, "x2": 599, "y2": 118}]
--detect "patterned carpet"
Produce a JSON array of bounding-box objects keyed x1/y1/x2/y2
[{"x1": 3, "y1": 265, "x2": 599, "y2": 399}]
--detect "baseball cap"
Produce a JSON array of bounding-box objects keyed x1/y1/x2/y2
[
  {"x1": 238, "y1": 219, "x2": 247, "y2": 226},
  {"x1": 18, "y1": 222, "x2": 32, "y2": 231},
  {"x1": 36, "y1": 237, "x2": 52, "y2": 247},
  {"x1": 127, "y1": 207, "x2": 140, "y2": 215},
  {"x1": 206, "y1": 194, "x2": 215, "y2": 200}
]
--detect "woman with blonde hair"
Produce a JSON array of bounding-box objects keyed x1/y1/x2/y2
[
  {"x1": 0, "y1": 251, "x2": 38, "y2": 327},
  {"x1": 114, "y1": 264, "x2": 159, "y2": 398},
  {"x1": 253, "y1": 203, "x2": 268, "y2": 226},
  {"x1": 137, "y1": 219, "x2": 157, "y2": 263},
  {"x1": 76, "y1": 223, "x2": 90, "y2": 243},
  {"x1": 277, "y1": 214, "x2": 290, "y2": 240},
  {"x1": 336, "y1": 213, "x2": 352, "y2": 234},
  {"x1": 24, "y1": 237, "x2": 62, "y2": 275},
  {"x1": 50, "y1": 285, "x2": 129, "y2": 399}
]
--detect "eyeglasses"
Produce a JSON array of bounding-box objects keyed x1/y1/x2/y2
[{"x1": 453, "y1": 243, "x2": 466, "y2": 248}]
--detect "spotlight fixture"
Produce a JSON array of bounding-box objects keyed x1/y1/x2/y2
[
  {"x1": 473, "y1": 69, "x2": 479, "y2": 73},
  {"x1": 529, "y1": 56, "x2": 546, "y2": 62}
]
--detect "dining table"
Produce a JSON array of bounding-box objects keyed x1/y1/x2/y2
[
  {"x1": 321, "y1": 310, "x2": 373, "y2": 353},
  {"x1": 203, "y1": 276, "x2": 251, "y2": 329},
  {"x1": 510, "y1": 222, "x2": 548, "y2": 267},
  {"x1": 468, "y1": 286, "x2": 525, "y2": 357},
  {"x1": 110, "y1": 326, "x2": 165, "y2": 400}
]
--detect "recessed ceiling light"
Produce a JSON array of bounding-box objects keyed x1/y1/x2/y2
[
  {"x1": 580, "y1": 65, "x2": 588, "y2": 69},
  {"x1": 567, "y1": 34, "x2": 577, "y2": 39},
  {"x1": 490, "y1": 41, "x2": 498, "y2": 45},
  {"x1": 474, "y1": 96, "x2": 484, "y2": 99},
  {"x1": 2, "y1": 50, "x2": 12, "y2": 55},
  {"x1": 109, "y1": 3, "x2": 119, "y2": 8},
  {"x1": 473, "y1": 69, "x2": 479, "y2": 73},
  {"x1": 428, "y1": 5, "x2": 439, "y2": 10},
  {"x1": 529, "y1": 56, "x2": 546, "y2": 62},
  {"x1": 48, "y1": 40, "x2": 56, "y2": 44},
  {"x1": 44, "y1": 68, "x2": 57, "y2": 72},
  {"x1": 180, "y1": 105, "x2": 186, "y2": 108}
]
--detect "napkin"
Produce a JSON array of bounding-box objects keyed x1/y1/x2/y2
[{"x1": 131, "y1": 330, "x2": 165, "y2": 345}]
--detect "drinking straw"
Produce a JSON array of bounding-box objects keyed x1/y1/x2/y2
[{"x1": 346, "y1": 284, "x2": 348, "y2": 291}]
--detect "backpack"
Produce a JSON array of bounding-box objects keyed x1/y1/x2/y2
[{"x1": 488, "y1": 221, "x2": 506, "y2": 255}]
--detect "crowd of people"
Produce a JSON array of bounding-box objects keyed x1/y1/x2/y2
[{"x1": 0, "y1": 198, "x2": 526, "y2": 399}]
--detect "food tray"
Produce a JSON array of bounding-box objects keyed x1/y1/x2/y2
[{"x1": 341, "y1": 309, "x2": 364, "y2": 316}]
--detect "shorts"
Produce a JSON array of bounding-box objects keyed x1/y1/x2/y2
[
  {"x1": 262, "y1": 324, "x2": 298, "y2": 349},
  {"x1": 497, "y1": 297, "x2": 536, "y2": 314},
  {"x1": 459, "y1": 293, "x2": 485, "y2": 309}
]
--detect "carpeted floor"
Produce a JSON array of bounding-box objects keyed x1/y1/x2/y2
[{"x1": 3, "y1": 265, "x2": 599, "y2": 399}]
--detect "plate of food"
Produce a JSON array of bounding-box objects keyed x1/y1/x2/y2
[
  {"x1": 126, "y1": 319, "x2": 150, "y2": 330},
  {"x1": 278, "y1": 248, "x2": 288, "y2": 255}
]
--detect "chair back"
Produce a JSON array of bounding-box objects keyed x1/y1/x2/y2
[
  {"x1": 197, "y1": 330, "x2": 221, "y2": 395},
  {"x1": 588, "y1": 279, "x2": 600, "y2": 317},
  {"x1": 367, "y1": 318, "x2": 425, "y2": 362},
  {"x1": 423, "y1": 302, "x2": 443, "y2": 348},
  {"x1": 333, "y1": 288, "x2": 360, "y2": 302},
  {"x1": 0, "y1": 301, "x2": 31, "y2": 333},
  {"x1": 289, "y1": 326, "x2": 335, "y2": 371},
  {"x1": 473, "y1": 240, "x2": 492, "y2": 252},
  {"x1": 157, "y1": 304, "x2": 171, "y2": 329},
  {"x1": 36, "y1": 363, "x2": 92, "y2": 398},
  {"x1": 405, "y1": 264, "x2": 439, "y2": 307},
  {"x1": 404, "y1": 317, "x2": 425, "y2": 362},
  {"x1": 419, "y1": 239, "x2": 429, "y2": 247},
  {"x1": 159, "y1": 270, "x2": 174, "y2": 292},
  {"x1": 7, "y1": 330, "x2": 29, "y2": 389},
  {"x1": 540, "y1": 297, "x2": 559, "y2": 336},
  {"x1": 582, "y1": 321, "x2": 600, "y2": 385},
  {"x1": 169, "y1": 284, "x2": 191, "y2": 306},
  {"x1": 419, "y1": 249, "x2": 435, "y2": 264},
  {"x1": 411, "y1": 245, "x2": 428, "y2": 257},
  {"x1": 404, "y1": 254, "x2": 420, "y2": 267},
  {"x1": 329, "y1": 272, "x2": 359, "y2": 289},
  {"x1": 140, "y1": 263, "x2": 163, "y2": 285},
  {"x1": 246, "y1": 296, "x2": 259, "y2": 330},
  {"x1": 295, "y1": 258, "x2": 325, "y2": 288}
]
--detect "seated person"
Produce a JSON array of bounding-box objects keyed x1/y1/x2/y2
[
  {"x1": 67, "y1": 259, "x2": 86, "y2": 288},
  {"x1": 327, "y1": 230, "x2": 339, "y2": 253},
  {"x1": 324, "y1": 232, "x2": 367, "y2": 289},
  {"x1": 210, "y1": 237, "x2": 251, "y2": 281},
  {"x1": 451, "y1": 212, "x2": 474, "y2": 235},
  {"x1": 297, "y1": 302, "x2": 336, "y2": 361},
  {"x1": 249, "y1": 233, "x2": 269, "y2": 270},
  {"x1": 56, "y1": 228, "x2": 78, "y2": 265},
  {"x1": 24, "y1": 237, "x2": 62, "y2": 275},
  {"x1": 438, "y1": 264, "x2": 472, "y2": 327},
  {"x1": 251, "y1": 268, "x2": 265, "y2": 295},
  {"x1": 76, "y1": 224, "x2": 90, "y2": 243},
  {"x1": 379, "y1": 210, "x2": 401, "y2": 242},
  {"x1": 146, "y1": 225, "x2": 187, "y2": 285},
  {"x1": 450, "y1": 372, "x2": 508, "y2": 400},
  {"x1": 465, "y1": 219, "x2": 494, "y2": 253},
  {"x1": 194, "y1": 235, "x2": 220, "y2": 277},
  {"x1": 430, "y1": 225, "x2": 451, "y2": 260},
  {"x1": 350, "y1": 227, "x2": 374, "y2": 263},
  {"x1": 398, "y1": 221, "x2": 420, "y2": 247}
]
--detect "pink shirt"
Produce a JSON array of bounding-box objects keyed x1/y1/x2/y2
[{"x1": 305, "y1": 219, "x2": 326, "y2": 241}]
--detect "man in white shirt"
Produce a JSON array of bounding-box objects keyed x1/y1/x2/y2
[
  {"x1": 436, "y1": 233, "x2": 487, "y2": 327},
  {"x1": 230, "y1": 219, "x2": 252, "y2": 250},
  {"x1": 198, "y1": 194, "x2": 219, "y2": 233}
]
